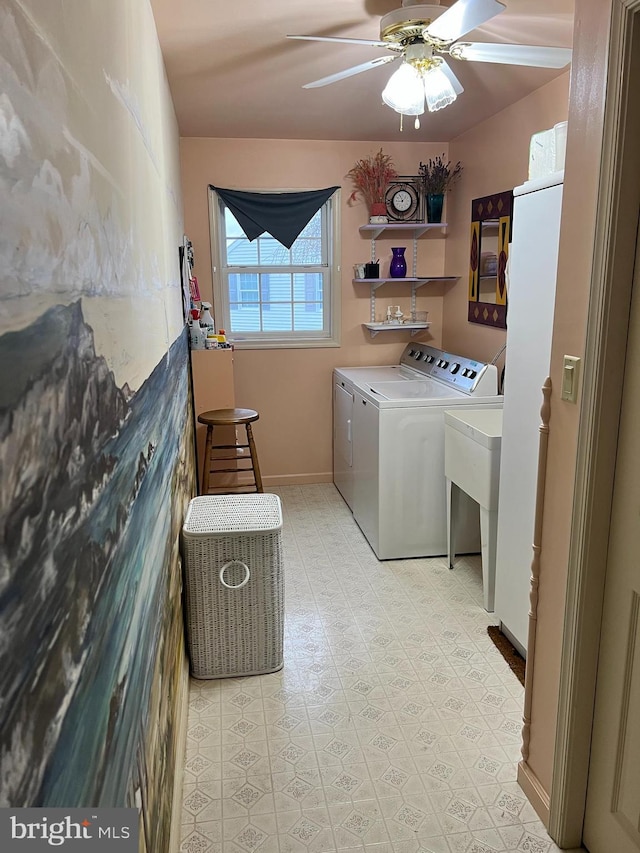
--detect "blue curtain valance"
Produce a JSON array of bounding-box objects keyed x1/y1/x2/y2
[{"x1": 210, "y1": 186, "x2": 340, "y2": 250}]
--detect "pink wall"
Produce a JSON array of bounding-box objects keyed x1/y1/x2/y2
[
  {"x1": 444, "y1": 73, "x2": 570, "y2": 366},
  {"x1": 180, "y1": 138, "x2": 450, "y2": 484},
  {"x1": 180, "y1": 98, "x2": 572, "y2": 484},
  {"x1": 179, "y1": 5, "x2": 617, "y2": 820},
  {"x1": 529, "y1": 0, "x2": 613, "y2": 796}
]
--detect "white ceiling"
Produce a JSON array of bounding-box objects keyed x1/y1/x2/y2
[{"x1": 150, "y1": 0, "x2": 574, "y2": 142}]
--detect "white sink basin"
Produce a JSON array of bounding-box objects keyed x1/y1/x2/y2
[
  {"x1": 444, "y1": 406, "x2": 503, "y2": 612},
  {"x1": 445, "y1": 408, "x2": 503, "y2": 508},
  {"x1": 444, "y1": 408, "x2": 503, "y2": 450}
]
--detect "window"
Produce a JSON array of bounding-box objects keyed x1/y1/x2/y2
[{"x1": 209, "y1": 188, "x2": 341, "y2": 348}]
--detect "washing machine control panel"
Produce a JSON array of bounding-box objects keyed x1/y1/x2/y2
[{"x1": 400, "y1": 344, "x2": 496, "y2": 395}]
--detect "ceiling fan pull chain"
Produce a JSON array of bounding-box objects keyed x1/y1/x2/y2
[
  {"x1": 400, "y1": 113, "x2": 404, "y2": 132},
  {"x1": 415, "y1": 116, "x2": 420, "y2": 130}
]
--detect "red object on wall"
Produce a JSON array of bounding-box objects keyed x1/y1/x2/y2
[{"x1": 189, "y1": 275, "x2": 201, "y2": 302}]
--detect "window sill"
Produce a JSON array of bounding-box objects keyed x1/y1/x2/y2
[{"x1": 229, "y1": 337, "x2": 340, "y2": 350}]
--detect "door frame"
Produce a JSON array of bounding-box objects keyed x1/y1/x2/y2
[{"x1": 551, "y1": 0, "x2": 640, "y2": 847}]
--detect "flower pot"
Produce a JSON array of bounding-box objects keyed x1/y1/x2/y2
[
  {"x1": 426, "y1": 193, "x2": 444, "y2": 223},
  {"x1": 369, "y1": 202, "x2": 388, "y2": 224}
]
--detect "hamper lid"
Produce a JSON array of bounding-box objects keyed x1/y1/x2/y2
[{"x1": 183, "y1": 494, "x2": 283, "y2": 535}]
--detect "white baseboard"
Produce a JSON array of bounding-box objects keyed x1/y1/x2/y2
[
  {"x1": 518, "y1": 760, "x2": 550, "y2": 826},
  {"x1": 262, "y1": 472, "x2": 333, "y2": 487}
]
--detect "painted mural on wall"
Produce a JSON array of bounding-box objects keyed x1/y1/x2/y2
[{"x1": 0, "y1": 3, "x2": 193, "y2": 851}]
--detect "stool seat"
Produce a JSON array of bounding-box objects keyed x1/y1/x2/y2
[
  {"x1": 198, "y1": 408, "x2": 259, "y2": 427},
  {"x1": 197, "y1": 408, "x2": 263, "y2": 495}
]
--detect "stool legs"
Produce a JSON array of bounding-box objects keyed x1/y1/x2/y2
[
  {"x1": 202, "y1": 425, "x2": 214, "y2": 495},
  {"x1": 201, "y1": 422, "x2": 263, "y2": 495},
  {"x1": 246, "y1": 422, "x2": 263, "y2": 493}
]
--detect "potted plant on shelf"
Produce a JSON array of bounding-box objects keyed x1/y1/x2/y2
[
  {"x1": 418, "y1": 155, "x2": 463, "y2": 223},
  {"x1": 347, "y1": 149, "x2": 398, "y2": 223}
]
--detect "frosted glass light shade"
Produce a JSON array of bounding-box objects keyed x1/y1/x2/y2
[
  {"x1": 382, "y1": 63, "x2": 425, "y2": 115},
  {"x1": 423, "y1": 66, "x2": 458, "y2": 112}
]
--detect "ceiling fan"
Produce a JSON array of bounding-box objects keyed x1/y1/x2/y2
[{"x1": 288, "y1": 0, "x2": 571, "y2": 126}]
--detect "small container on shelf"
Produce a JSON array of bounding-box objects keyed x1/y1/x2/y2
[{"x1": 384, "y1": 305, "x2": 404, "y2": 325}]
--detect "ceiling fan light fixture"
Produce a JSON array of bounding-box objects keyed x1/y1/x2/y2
[
  {"x1": 423, "y1": 65, "x2": 458, "y2": 112},
  {"x1": 382, "y1": 62, "x2": 425, "y2": 115}
]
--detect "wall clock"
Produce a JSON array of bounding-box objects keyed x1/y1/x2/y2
[{"x1": 385, "y1": 180, "x2": 421, "y2": 222}]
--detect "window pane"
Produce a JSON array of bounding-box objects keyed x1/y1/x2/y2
[
  {"x1": 224, "y1": 209, "x2": 245, "y2": 237},
  {"x1": 230, "y1": 303, "x2": 262, "y2": 331},
  {"x1": 265, "y1": 273, "x2": 292, "y2": 301},
  {"x1": 263, "y1": 304, "x2": 292, "y2": 331},
  {"x1": 294, "y1": 303, "x2": 323, "y2": 330},
  {"x1": 258, "y1": 237, "x2": 290, "y2": 265},
  {"x1": 227, "y1": 238, "x2": 258, "y2": 264},
  {"x1": 229, "y1": 273, "x2": 259, "y2": 304},
  {"x1": 239, "y1": 273, "x2": 259, "y2": 300},
  {"x1": 291, "y1": 239, "x2": 322, "y2": 265},
  {"x1": 293, "y1": 273, "x2": 322, "y2": 301}
]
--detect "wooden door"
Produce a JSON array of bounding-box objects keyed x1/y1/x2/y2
[{"x1": 583, "y1": 228, "x2": 640, "y2": 852}]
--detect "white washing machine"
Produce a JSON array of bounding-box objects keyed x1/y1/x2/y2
[{"x1": 334, "y1": 343, "x2": 503, "y2": 560}]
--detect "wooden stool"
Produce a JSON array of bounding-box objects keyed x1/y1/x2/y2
[{"x1": 197, "y1": 408, "x2": 263, "y2": 495}]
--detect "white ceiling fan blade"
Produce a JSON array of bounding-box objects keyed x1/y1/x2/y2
[
  {"x1": 288, "y1": 34, "x2": 390, "y2": 48},
  {"x1": 438, "y1": 59, "x2": 464, "y2": 95},
  {"x1": 451, "y1": 42, "x2": 572, "y2": 68},
  {"x1": 302, "y1": 55, "x2": 398, "y2": 89},
  {"x1": 425, "y1": 0, "x2": 506, "y2": 43}
]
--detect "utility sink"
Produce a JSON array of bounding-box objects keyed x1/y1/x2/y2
[{"x1": 444, "y1": 407, "x2": 503, "y2": 612}]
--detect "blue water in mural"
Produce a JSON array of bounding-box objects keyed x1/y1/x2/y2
[
  {"x1": 0, "y1": 302, "x2": 192, "y2": 813},
  {"x1": 43, "y1": 328, "x2": 188, "y2": 806}
]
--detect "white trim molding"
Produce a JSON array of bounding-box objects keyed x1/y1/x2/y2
[
  {"x1": 521, "y1": 378, "x2": 552, "y2": 762},
  {"x1": 551, "y1": 1, "x2": 640, "y2": 847},
  {"x1": 517, "y1": 378, "x2": 552, "y2": 826}
]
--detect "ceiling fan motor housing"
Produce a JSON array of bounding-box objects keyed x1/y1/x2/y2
[{"x1": 380, "y1": 4, "x2": 448, "y2": 46}]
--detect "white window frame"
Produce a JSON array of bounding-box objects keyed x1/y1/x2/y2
[{"x1": 208, "y1": 187, "x2": 341, "y2": 349}]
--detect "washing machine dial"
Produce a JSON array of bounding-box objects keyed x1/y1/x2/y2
[
  {"x1": 449, "y1": 363, "x2": 460, "y2": 374},
  {"x1": 413, "y1": 351, "x2": 422, "y2": 360}
]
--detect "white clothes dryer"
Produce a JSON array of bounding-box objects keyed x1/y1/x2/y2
[{"x1": 334, "y1": 343, "x2": 503, "y2": 560}]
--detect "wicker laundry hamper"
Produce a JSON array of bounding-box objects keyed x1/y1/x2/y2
[{"x1": 182, "y1": 494, "x2": 284, "y2": 679}]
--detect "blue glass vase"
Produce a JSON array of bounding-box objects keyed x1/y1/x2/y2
[
  {"x1": 426, "y1": 193, "x2": 444, "y2": 223},
  {"x1": 389, "y1": 247, "x2": 407, "y2": 278}
]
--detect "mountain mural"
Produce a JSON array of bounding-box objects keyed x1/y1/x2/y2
[{"x1": 0, "y1": 302, "x2": 194, "y2": 851}]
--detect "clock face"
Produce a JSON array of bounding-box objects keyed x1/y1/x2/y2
[
  {"x1": 392, "y1": 190, "x2": 412, "y2": 211},
  {"x1": 385, "y1": 182, "x2": 420, "y2": 221}
]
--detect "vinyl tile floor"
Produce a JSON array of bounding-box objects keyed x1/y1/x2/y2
[{"x1": 180, "y1": 484, "x2": 560, "y2": 853}]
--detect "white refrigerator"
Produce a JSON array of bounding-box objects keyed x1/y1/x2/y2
[{"x1": 494, "y1": 171, "x2": 564, "y2": 656}]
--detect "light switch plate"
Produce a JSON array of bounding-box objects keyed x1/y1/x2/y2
[{"x1": 561, "y1": 355, "x2": 581, "y2": 403}]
